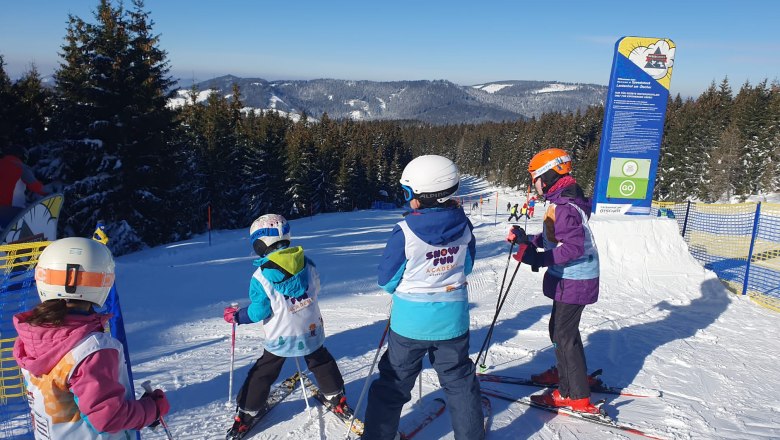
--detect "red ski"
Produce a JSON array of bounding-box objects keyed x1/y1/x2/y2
[
  {"x1": 481, "y1": 387, "x2": 664, "y2": 439},
  {"x1": 478, "y1": 368, "x2": 661, "y2": 398},
  {"x1": 398, "y1": 398, "x2": 446, "y2": 439}
]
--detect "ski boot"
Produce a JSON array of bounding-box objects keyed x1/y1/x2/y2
[
  {"x1": 530, "y1": 389, "x2": 600, "y2": 414},
  {"x1": 531, "y1": 366, "x2": 602, "y2": 388},
  {"x1": 531, "y1": 366, "x2": 560, "y2": 385},
  {"x1": 324, "y1": 390, "x2": 349, "y2": 414},
  {"x1": 226, "y1": 408, "x2": 260, "y2": 439}
]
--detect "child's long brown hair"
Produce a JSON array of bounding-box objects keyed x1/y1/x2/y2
[{"x1": 25, "y1": 300, "x2": 70, "y2": 326}]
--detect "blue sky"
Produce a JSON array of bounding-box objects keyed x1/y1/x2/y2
[{"x1": 1, "y1": 0, "x2": 778, "y2": 97}]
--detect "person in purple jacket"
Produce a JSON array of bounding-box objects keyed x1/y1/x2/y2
[{"x1": 507, "y1": 147, "x2": 600, "y2": 414}]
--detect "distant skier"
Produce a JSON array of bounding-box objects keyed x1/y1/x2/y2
[
  {"x1": 0, "y1": 145, "x2": 49, "y2": 228},
  {"x1": 508, "y1": 203, "x2": 520, "y2": 222},
  {"x1": 520, "y1": 202, "x2": 529, "y2": 219},
  {"x1": 364, "y1": 155, "x2": 484, "y2": 440},
  {"x1": 13, "y1": 237, "x2": 169, "y2": 439},
  {"x1": 508, "y1": 148, "x2": 601, "y2": 414},
  {"x1": 506, "y1": 201, "x2": 511, "y2": 212},
  {"x1": 223, "y1": 214, "x2": 348, "y2": 437},
  {"x1": 528, "y1": 197, "x2": 536, "y2": 218}
]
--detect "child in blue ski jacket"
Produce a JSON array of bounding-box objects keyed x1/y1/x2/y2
[
  {"x1": 363, "y1": 155, "x2": 484, "y2": 440},
  {"x1": 223, "y1": 214, "x2": 347, "y2": 437}
]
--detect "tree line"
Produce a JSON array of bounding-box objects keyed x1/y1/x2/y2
[{"x1": 2, "y1": 0, "x2": 779, "y2": 254}]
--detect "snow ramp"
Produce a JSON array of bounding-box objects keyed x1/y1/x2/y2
[{"x1": 477, "y1": 214, "x2": 780, "y2": 439}]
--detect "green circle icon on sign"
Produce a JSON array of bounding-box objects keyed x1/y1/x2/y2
[
  {"x1": 622, "y1": 160, "x2": 639, "y2": 177},
  {"x1": 619, "y1": 180, "x2": 636, "y2": 197}
]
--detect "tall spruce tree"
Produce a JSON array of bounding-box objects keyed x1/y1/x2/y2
[
  {"x1": 732, "y1": 80, "x2": 772, "y2": 196},
  {"x1": 50, "y1": 0, "x2": 178, "y2": 253},
  {"x1": 285, "y1": 114, "x2": 320, "y2": 217},
  {"x1": 10, "y1": 65, "x2": 54, "y2": 147},
  {"x1": 0, "y1": 55, "x2": 15, "y2": 151}
]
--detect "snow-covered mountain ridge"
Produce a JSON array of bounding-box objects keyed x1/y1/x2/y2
[{"x1": 170, "y1": 76, "x2": 607, "y2": 124}]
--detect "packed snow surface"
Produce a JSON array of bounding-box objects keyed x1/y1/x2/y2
[
  {"x1": 473, "y1": 83, "x2": 513, "y2": 93},
  {"x1": 532, "y1": 84, "x2": 580, "y2": 94},
  {"x1": 118, "y1": 177, "x2": 779, "y2": 439}
]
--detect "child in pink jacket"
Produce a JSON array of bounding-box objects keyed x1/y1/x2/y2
[{"x1": 13, "y1": 237, "x2": 169, "y2": 439}]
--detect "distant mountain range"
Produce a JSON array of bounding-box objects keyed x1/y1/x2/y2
[{"x1": 171, "y1": 75, "x2": 607, "y2": 124}]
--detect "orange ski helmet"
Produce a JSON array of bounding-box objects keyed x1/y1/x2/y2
[{"x1": 528, "y1": 148, "x2": 573, "y2": 180}]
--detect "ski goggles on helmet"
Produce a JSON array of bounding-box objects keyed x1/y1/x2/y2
[
  {"x1": 250, "y1": 223, "x2": 290, "y2": 242},
  {"x1": 401, "y1": 184, "x2": 414, "y2": 202},
  {"x1": 530, "y1": 155, "x2": 571, "y2": 180}
]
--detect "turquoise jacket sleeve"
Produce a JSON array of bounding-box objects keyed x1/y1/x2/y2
[{"x1": 247, "y1": 276, "x2": 272, "y2": 323}]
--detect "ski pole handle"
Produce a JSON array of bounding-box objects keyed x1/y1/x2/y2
[{"x1": 141, "y1": 381, "x2": 174, "y2": 440}]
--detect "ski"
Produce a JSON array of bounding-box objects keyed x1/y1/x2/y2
[
  {"x1": 300, "y1": 375, "x2": 365, "y2": 436},
  {"x1": 478, "y1": 368, "x2": 661, "y2": 398},
  {"x1": 397, "y1": 397, "x2": 446, "y2": 440},
  {"x1": 480, "y1": 387, "x2": 663, "y2": 439},
  {"x1": 226, "y1": 372, "x2": 301, "y2": 440},
  {"x1": 300, "y1": 374, "x2": 446, "y2": 439}
]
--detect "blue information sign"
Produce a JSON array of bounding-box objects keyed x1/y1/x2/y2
[{"x1": 592, "y1": 37, "x2": 675, "y2": 215}]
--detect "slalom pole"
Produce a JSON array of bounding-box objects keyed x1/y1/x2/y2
[
  {"x1": 208, "y1": 203, "x2": 212, "y2": 247},
  {"x1": 294, "y1": 357, "x2": 311, "y2": 412},
  {"x1": 345, "y1": 318, "x2": 391, "y2": 440},
  {"x1": 227, "y1": 302, "x2": 238, "y2": 404},
  {"x1": 141, "y1": 381, "x2": 175, "y2": 440},
  {"x1": 494, "y1": 190, "x2": 498, "y2": 227}
]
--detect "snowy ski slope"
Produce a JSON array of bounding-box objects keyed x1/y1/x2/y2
[{"x1": 116, "y1": 177, "x2": 780, "y2": 439}]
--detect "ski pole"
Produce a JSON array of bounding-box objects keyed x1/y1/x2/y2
[
  {"x1": 228, "y1": 302, "x2": 238, "y2": 404},
  {"x1": 294, "y1": 357, "x2": 311, "y2": 412},
  {"x1": 415, "y1": 372, "x2": 423, "y2": 406},
  {"x1": 141, "y1": 381, "x2": 174, "y2": 440},
  {"x1": 476, "y1": 257, "x2": 523, "y2": 370},
  {"x1": 475, "y1": 242, "x2": 514, "y2": 369},
  {"x1": 493, "y1": 242, "x2": 515, "y2": 315},
  {"x1": 345, "y1": 318, "x2": 391, "y2": 440}
]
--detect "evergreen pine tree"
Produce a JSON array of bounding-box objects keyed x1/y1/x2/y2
[
  {"x1": 49, "y1": 0, "x2": 178, "y2": 253},
  {"x1": 731, "y1": 81, "x2": 771, "y2": 196},
  {"x1": 10, "y1": 65, "x2": 54, "y2": 147},
  {"x1": 285, "y1": 114, "x2": 319, "y2": 217},
  {"x1": 0, "y1": 55, "x2": 17, "y2": 151}
]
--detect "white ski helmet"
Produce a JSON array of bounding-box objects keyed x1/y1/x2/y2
[
  {"x1": 249, "y1": 214, "x2": 291, "y2": 256},
  {"x1": 399, "y1": 155, "x2": 460, "y2": 204},
  {"x1": 34, "y1": 237, "x2": 115, "y2": 307}
]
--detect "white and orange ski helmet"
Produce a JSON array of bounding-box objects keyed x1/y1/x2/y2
[{"x1": 35, "y1": 237, "x2": 116, "y2": 307}]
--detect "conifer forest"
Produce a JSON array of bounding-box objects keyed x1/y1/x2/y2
[{"x1": 2, "y1": 0, "x2": 779, "y2": 253}]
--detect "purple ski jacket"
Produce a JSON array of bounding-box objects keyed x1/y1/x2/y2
[{"x1": 529, "y1": 182, "x2": 600, "y2": 305}]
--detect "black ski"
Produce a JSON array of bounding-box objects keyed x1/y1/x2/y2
[
  {"x1": 300, "y1": 375, "x2": 365, "y2": 436},
  {"x1": 480, "y1": 387, "x2": 663, "y2": 439},
  {"x1": 478, "y1": 368, "x2": 661, "y2": 398},
  {"x1": 226, "y1": 372, "x2": 301, "y2": 440}
]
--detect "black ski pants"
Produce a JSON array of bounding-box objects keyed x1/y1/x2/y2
[
  {"x1": 549, "y1": 301, "x2": 590, "y2": 400},
  {"x1": 236, "y1": 345, "x2": 344, "y2": 412}
]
